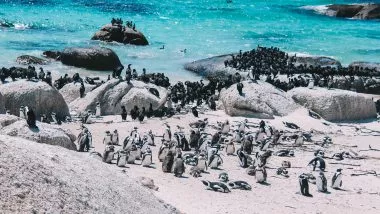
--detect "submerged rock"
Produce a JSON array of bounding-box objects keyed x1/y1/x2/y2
[
  {"x1": 288, "y1": 87, "x2": 377, "y2": 121},
  {"x1": 43, "y1": 47, "x2": 123, "y2": 71},
  {"x1": 92, "y1": 24, "x2": 149, "y2": 46},
  {"x1": 219, "y1": 81, "x2": 299, "y2": 118}
]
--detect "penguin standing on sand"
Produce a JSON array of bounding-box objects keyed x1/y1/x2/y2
[
  {"x1": 299, "y1": 173, "x2": 311, "y2": 196},
  {"x1": 225, "y1": 140, "x2": 235, "y2": 155},
  {"x1": 308, "y1": 156, "x2": 326, "y2": 171},
  {"x1": 121, "y1": 106, "x2": 127, "y2": 121},
  {"x1": 80, "y1": 82, "x2": 85, "y2": 98},
  {"x1": 316, "y1": 171, "x2": 328, "y2": 192},
  {"x1": 95, "y1": 102, "x2": 101, "y2": 117},
  {"x1": 173, "y1": 153, "x2": 185, "y2": 177},
  {"x1": 19, "y1": 106, "x2": 26, "y2": 119},
  {"x1": 26, "y1": 107, "x2": 37, "y2": 128},
  {"x1": 162, "y1": 151, "x2": 174, "y2": 173},
  {"x1": 158, "y1": 141, "x2": 170, "y2": 162},
  {"x1": 331, "y1": 169, "x2": 343, "y2": 189},
  {"x1": 138, "y1": 107, "x2": 146, "y2": 123},
  {"x1": 255, "y1": 165, "x2": 267, "y2": 183},
  {"x1": 112, "y1": 129, "x2": 119, "y2": 145},
  {"x1": 141, "y1": 147, "x2": 153, "y2": 167}
]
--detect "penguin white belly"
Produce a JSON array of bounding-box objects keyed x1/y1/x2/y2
[
  {"x1": 142, "y1": 154, "x2": 152, "y2": 167},
  {"x1": 95, "y1": 106, "x2": 101, "y2": 117},
  {"x1": 316, "y1": 177, "x2": 325, "y2": 192},
  {"x1": 158, "y1": 147, "x2": 169, "y2": 162},
  {"x1": 209, "y1": 156, "x2": 221, "y2": 169},
  {"x1": 226, "y1": 144, "x2": 235, "y2": 155},
  {"x1": 117, "y1": 153, "x2": 127, "y2": 167},
  {"x1": 332, "y1": 174, "x2": 342, "y2": 188},
  {"x1": 295, "y1": 137, "x2": 304, "y2": 146},
  {"x1": 105, "y1": 151, "x2": 114, "y2": 163},
  {"x1": 255, "y1": 169, "x2": 266, "y2": 183},
  {"x1": 127, "y1": 152, "x2": 136, "y2": 164},
  {"x1": 135, "y1": 148, "x2": 142, "y2": 160},
  {"x1": 197, "y1": 159, "x2": 207, "y2": 171}
]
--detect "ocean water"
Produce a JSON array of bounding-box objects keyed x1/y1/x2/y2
[{"x1": 0, "y1": 0, "x2": 379, "y2": 81}]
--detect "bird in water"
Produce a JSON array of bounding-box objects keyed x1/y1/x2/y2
[{"x1": 160, "y1": 45, "x2": 165, "y2": 50}]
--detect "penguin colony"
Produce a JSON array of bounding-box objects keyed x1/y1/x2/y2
[{"x1": 77, "y1": 114, "x2": 355, "y2": 196}]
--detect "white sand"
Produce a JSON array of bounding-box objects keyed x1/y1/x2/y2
[{"x1": 61, "y1": 109, "x2": 380, "y2": 214}]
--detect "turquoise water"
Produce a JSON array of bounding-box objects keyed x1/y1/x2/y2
[{"x1": 0, "y1": 0, "x2": 379, "y2": 80}]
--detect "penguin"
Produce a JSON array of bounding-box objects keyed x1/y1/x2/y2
[
  {"x1": 283, "y1": 122, "x2": 300, "y2": 129},
  {"x1": 163, "y1": 126, "x2": 172, "y2": 142},
  {"x1": 95, "y1": 102, "x2": 101, "y2": 117},
  {"x1": 138, "y1": 107, "x2": 145, "y2": 123},
  {"x1": 102, "y1": 145, "x2": 115, "y2": 164},
  {"x1": 255, "y1": 165, "x2": 267, "y2": 183},
  {"x1": 158, "y1": 142, "x2": 170, "y2": 162},
  {"x1": 26, "y1": 107, "x2": 36, "y2": 128},
  {"x1": 246, "y1": 165, "x2": 256, "y2": 176},
  {"x1": 189, "y1": 129, "x2": 200, "y2": 149},
  {"x1": 225, "y1": 140, "x2": 235, "y2": 155},
  {"x1": 308, "y1": 79, "x2": 314, "y2": 89},
  {"x1": 121, "y1": 106, "x2": 127, "y2": 121},
  {"x1": 189, "y1": 166, "x2": 202, "y2": 178},
  {"x1": 308, "y1": 156, "x2": 326, "y2": 171},
  {"x1": 201, "y1": 180, "x2": 230, "y2": 193},
  {"x1": 103, "y1": 131, "x2": 112, "y2": 146},
  {"x1": 237, "y1": 149, "x2": 252, "y2": 168},
  {"x1": 294, "y1": 134, "x2": 304, "y2": 146},
  {"x1": 228, "y1": 181, "x2": 252, "y2": 190},
  {"x1": 112, "y1": 129, "x2": 119, "y2": 145},
  {"x1": 116, "y1": 150, "x2": 128, "y2": 167},
  {"x1": 173, "y1": 153, "x2": 185, "y2": 177},
  {"x1": 208, "y1": 149, "x2": 223, "y2": 169},
  {"x1": 191, "y1": 106, "x2": 199, "y2": 117},
  {"x1": 196, "y1": 153, "x2": 208, "y2": 172},
  {"x1": 162, "y1": 151, "x2": 174, "y2": 173},
  {"x1": 276, "y1": 167, "x2": 289, "y2": 177},
  {"x1": 147, "y1": 130, "x2": 155, "y2": 146},
  {"x1": 241, "y1": 137, "x2": 253, "y2": 154},
  {"x1": 331, "y1": 168, "x2": 343, "y2": 189},
  {"x1": 238, "y1": 119, "x2": 248, "y2": 133},
  {"x1": 281, "y1": 160, "x2": 291, "y2": 168},
  {"x1": 220, "y1": 120, "x2": 230, "y2": 135},
  {"x1": 316, "y1": 171, "x2": 328, "y2": 192},
  {"x1": 236, "y1": 82, "x2": 244, "y2": 96},
  {"x1": 126, "y1": 144, "x2": 138, "y2": 164},
  {"x1": 309, "y1": 110, "x2": 321, "y2": 119},
  {"x1": 299, "y1": 173, "x2": 311, "y2": 196},
  {"x1": 218, "y1": 172, "x2": 229, "y2": 183},
  {"x1": 141, "y1": 147, "x2": 153, "y2": 167}
]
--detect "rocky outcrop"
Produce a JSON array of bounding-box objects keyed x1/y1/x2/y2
[
  {"x1": 16, "y1": 55, "x2": 48, "y2": 65},
  {"x1": 59, "y1": 82, "x2": 97, "y2": 104},
  {"x1": 69, "y1": 79, "x2": 167, "y2": 115},
  {"x1": 0, "y1": 135, "x2": 176, "y2": 214},
  {"x1": 219, "y1": 81, "x2": 299, "y2": 118},
  {"x1": 294, "y1": 55, "x2": 341, "y2": 68},
  {"x1": 349, "y1": 61, "x2": 380, "y2": 72},
  {"x1": 0, "y1": 120, "x2": 76, "y2": 150},
  {"x1": 0, "y1": 80, "x2": 70, "y2": 120},
  {"x1": 288, "y1": 87, "x2": 377, "y2": 121},
  {"x1": 43, "y1": 47, "x2": 123, "y2": 71},
  {"x1": 0, "y1": 92, "x2": 5, "y2": 114},
  {"x1": 307, "y1": 4, "x2": 380, "y2": 20},
  {"x1": 92, "y1": 24, "x2": 149, "y2": 46},
  {"x1": 0, "y1": 114, "x2": 21, "y2": 129},
  {"x1": 184, "y1": 53, "x2": 340, "y2": 80},
  {"x1": 184, "y1": 54, "x2": 240, "y2": 79}
]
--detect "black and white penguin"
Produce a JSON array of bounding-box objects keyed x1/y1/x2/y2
[
  {"x1": 112, "y1": 129, "x2": 119, "y2": 145},
  {"x1": 189, "y1": 129, "x2": 200, "y2": 149},
  {"x1": 121, "y1": 106, "x2": 127, "y2": 121},
  {"x1": 158, "y1": 141, "x2": 170, "y2": 162},
  {"x1": 116, "y1": 150, "x2": 128, "y2": 167},
  {"x1": 102, "y1": 145, "x2": 115, "y2": 164},
  {"x1": 299, "y1": 173, "x2": 312, "y2": 196},
  {"x1": 208, "y1": 150, "x2": 223, "y2": 169},
  {"x1": 26, "y1": 107, "x2": 36, "y2": 128},
  {"x1": 281, "y1": 160, "x2": 291, "y2": 168},
  {"x1": 237, "y1": 149, "x2": 252, "y2": 168},
  {"x1": 283, "y1": 121, "x2": 300, "y2": 129},
  {"x1": 189, "y1": 166, "x2": 202, "y2": 178},
  {"x1": 236, "y1": 82, "x2": 244, "y2": 96},
  {"x1": 191, "y1": 106, "x2": 199, "y2": 117},
  {"x1": 228, "y1": 181, "x2": 252, "y2": 190},
  {"x1": 126, "y1": 144, "x2": 138, "y2": 164},
  {"x1": 331, "y1": 168, "x2": 343, "y2": 189},
  {"x1": 218, "y1": 172, "x2": 229, "y2": 183},
  {"x1": 138, "y1": 107, "x2": 145, "y2": 123},
  {"x1": 225, "y1": 140, "x2": 235, "y2": 155},
  {"x1": 196, "y1": 153, "x2": 208, "y2": 172},
  {"x1": 141, "y1": 147, "x2": 153, "y2": 167},
  {"x1": 162, "y1": 151, "x2": 174, "y2": 173},
  {"x1": 308, "y1": 156, "x2": 326, "y2": 171},
  {"x1": 255, "y1": 165, "x2": 267, "y2": 183},
  {"x1": 201, "y1": 180, "x2": 230, "y2": 193},
  {"x1": 276, "y1": 167, "x2": 289, "y2": 177},
  {"x1": 316, "y1": 171, "x2": 328, "y2": 192},
  {"x1": 173, "y1": 153, "x2": 185, "y2": 177}
]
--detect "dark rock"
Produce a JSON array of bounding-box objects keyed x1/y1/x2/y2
[
  {"x1": 349, "y1": 61, "x2": 380, "y2": 72},
  {"x1": 43, "y1": 47, "x2": 123, "y2": 71},
  {"x1": 92, "y1": 24, "x2": 149, "y2": 46},
  {"x1": 325, "y1": 4, "x2": 380, "y2": 20},
  {"x1": 16, "y1": 55, "x2": 48, "y2": 65}
]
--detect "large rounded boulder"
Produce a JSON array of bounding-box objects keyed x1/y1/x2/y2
[
  {"x1": 92, "y1": 24, "x2": 149, "y2": 46},
  {"x1": 219, "y1": 81, "x2": 299, "y2": 119},
  {"x1": 294, "y1": 55, "x2": 341, "y2": 68},
  {"x1": 69, "y1": 79, "x2": 167, "y2": 115},
  {"x1": 184, "y1": 54, "x2": 239, "y2": 80},
  {"x1": 16, "y1": 55, "x2": 48, "y2": 65},
  {"x1": 43, "y1": 47, "x2": 123, "y2": 71},
  {"x1": 59, "y1": 82, "x2": 97, "y2": 104},
  {"x1": 349, "y1": 61, "x2": 380, "y2": 72},
  {"x1": 0, "y1": 80, "x2": 70, "y2": 120},
  {"x1": 0, "y1": 120, "x2": 76, "y2": 150},
  {"x1": 288, "y1": 87, "x2": 377, "y2": 121}
]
